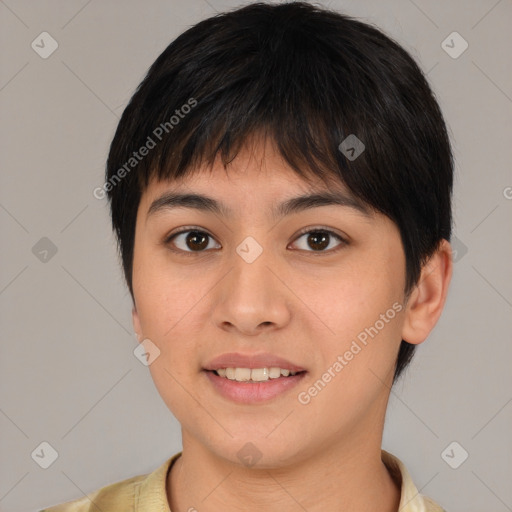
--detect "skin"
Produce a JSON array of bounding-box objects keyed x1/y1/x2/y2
[{"x1": 131, "y1": 135, "x2": 453, "y2": 512}]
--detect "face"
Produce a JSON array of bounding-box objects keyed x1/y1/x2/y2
[{"x1": 131, "y1": 137, "x2": 408, "y2": 467}]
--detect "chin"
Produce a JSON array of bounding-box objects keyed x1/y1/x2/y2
[{"x1": 208, "y1": 434, "x2": 312, "y2": 470}]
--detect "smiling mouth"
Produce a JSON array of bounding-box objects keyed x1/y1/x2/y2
[
  {"x1": 204, "y1": 367, "x2": 307, "y2": 403},
  {"x1": 207, "y1": 367, "x2": 306, "y2": 382}
]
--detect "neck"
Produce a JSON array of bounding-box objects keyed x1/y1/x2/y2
[{"x1": 167, "y1": 425, "x2": 400, "y2": 512}]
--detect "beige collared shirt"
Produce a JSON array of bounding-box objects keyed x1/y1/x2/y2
[{"x1": 40, "y1": 450, "x2": 445, "y2": 511}]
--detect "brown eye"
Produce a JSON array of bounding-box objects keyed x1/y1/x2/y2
[
  {"x1": 166, "y1": 229, "x2": 220, "y2": 253},
  {"x1": 185, "y1": 231, "x2": 209, "y2": 250},
  {"x1": 306, "y1": 231, "x2": 330, "y2": 251},
  {"x1": 165, "y1": 226, "x2": 347, "y2": 256},
  {"x1": 291, "y1": 228, "x2": 347, "y2": 253}
]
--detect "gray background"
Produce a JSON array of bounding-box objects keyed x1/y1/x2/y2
[{"x1": 0, "y1": 1, "x2": 511, "y2": 511}]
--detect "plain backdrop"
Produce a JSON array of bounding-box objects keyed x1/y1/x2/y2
[{"x1": 0, "y1": 1, "x2": 511, "y2": 511}]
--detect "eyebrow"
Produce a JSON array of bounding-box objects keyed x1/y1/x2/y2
[{"x1": 147, "y1": 190, "x2": 372, "y2": 220}]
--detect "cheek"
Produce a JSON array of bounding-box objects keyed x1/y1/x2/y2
[
  {"x1": 302, "y1": 300, "x2": 403, "y2": 434},
  {"x1": 135, "y1": 271, "x2": 205, "y2": 417},
  {"x1": 308, "y1": 248, "x2": 405, "y2": 392},
  {"x1": 133, "y1": 248, "x2": 203, "y2": 338},
  {"x1": 313, "y1": 253, "x2": 403, "y2": 341},
  {"x1": 146, "y1": 358, "x2": 208, "y2": 439},
  {"x1": 132, "y1": 251, "x2": 214, "y2": 392}
]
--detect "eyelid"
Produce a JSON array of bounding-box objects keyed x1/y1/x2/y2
[
  {"x1": 292, "y1": 225, "x2": 349, "y2": 244},
  {"x1": 164, "y1": 225, "x2": 213, "y2": 243}
]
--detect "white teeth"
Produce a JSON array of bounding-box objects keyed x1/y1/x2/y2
[
  {"x1": 250, "y1": 368, "x2": 269, "y2": 381},
  {"x1": 234, "y1": 368, "x2": 251, "y2": 381},
  {"x1": 213, "y1": 367, "x2": 299, "y2": 382},
  {"x1": 268, "y1": 367, "x2": 281, "y2": 379}
]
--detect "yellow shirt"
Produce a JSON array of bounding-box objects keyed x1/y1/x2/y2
[{"x1": 40, "y1": 450, "x2": 445, "y2": 511}]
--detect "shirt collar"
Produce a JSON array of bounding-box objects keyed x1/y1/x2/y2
[{"x1": 381, "y1": 450, "x2": 443, "y2": 511}]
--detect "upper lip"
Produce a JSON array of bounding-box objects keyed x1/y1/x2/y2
[{"x1": 204, "y1": 352, "x2": 306, "y2": 372}]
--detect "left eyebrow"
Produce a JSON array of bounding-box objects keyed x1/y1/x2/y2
[
  {"x1": 275, "y1": 191, "x2": 372, "y2": 219},
  {"x1": 147, "y1": 190, "x2": 372, "y2": 220}
]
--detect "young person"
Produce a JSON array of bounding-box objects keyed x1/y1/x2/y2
[{"x1": 42, "y1": 2, "x2": 453, "y2": 510}]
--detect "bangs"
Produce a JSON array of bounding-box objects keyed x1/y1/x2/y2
[{"x1": 130, "y1": 29, "x2": 363, "y2": 193}]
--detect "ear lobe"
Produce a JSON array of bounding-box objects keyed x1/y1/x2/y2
[
  {"x1": 132, "y1": 306, "x2": 143, "y2": 343},
  {"x1": 401, "y1": 239, "x2": 453, "y2": 345}
]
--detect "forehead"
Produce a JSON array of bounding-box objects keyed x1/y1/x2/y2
[
  {"x1": 142, "y1": 137, "x2": 353, "y2": 201},
  {"x1": 141, "y1": 176, "x2": 373, "y2": 230},
  {"x1": 138, "y1": 135, "x2": 374, "y2": 223},
  {"x1": 144, "y1": 164, "x2": 323, "y2": 203},
  {"x1": 143, "y1": 133, "x2": 336, "y2": 195}
]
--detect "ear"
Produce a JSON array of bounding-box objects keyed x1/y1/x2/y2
[
  {"x1": 132, "y1": 306, "x2": 143, "y2": 343},
  {"x1": 401, "y1": 239, "x2": 453, "y2": 345}
]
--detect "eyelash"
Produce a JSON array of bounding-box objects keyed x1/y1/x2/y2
[{"x1": 163, "y1": 226, "x2": 348, "y2": 257}]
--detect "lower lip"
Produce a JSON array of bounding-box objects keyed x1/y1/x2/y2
[{"x1": 204, "y1": 370, "x2": 307, "y2": 404}]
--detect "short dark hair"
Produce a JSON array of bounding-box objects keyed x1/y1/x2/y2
[{"x1": 105, "y1": 1, "x2": 453, "y2": 383}]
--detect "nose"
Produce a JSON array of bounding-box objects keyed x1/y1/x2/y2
[{"x1": 210, "y1": 239, "x2": 292, "y2": 337}]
